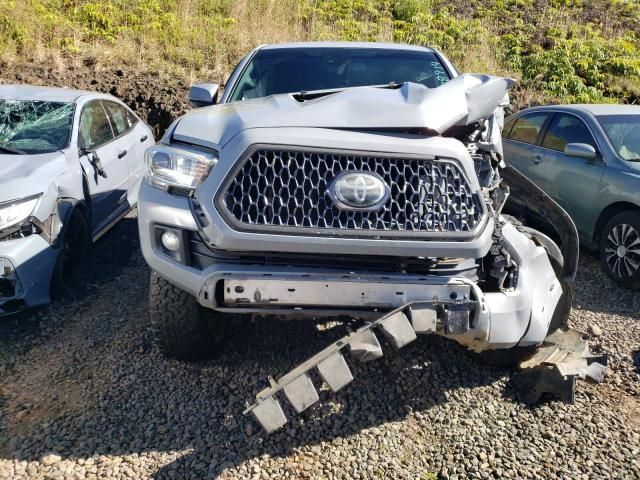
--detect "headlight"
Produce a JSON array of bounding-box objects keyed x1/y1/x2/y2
[
  {"x1": 145, "y1": 144, "x2": 217, "y2": 191},
  {"x1": 0, "y1": 195, "x2": 40, "y2": 231}
]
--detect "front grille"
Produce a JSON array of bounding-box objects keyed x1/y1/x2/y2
[{"x1": 219, "y1": 147, "x2": 484, "y2": 238}]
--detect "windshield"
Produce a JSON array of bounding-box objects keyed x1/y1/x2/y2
[
  {"x1": 229, "y1": 47, "x2": 451, "y2": 102},
  {"x1": 0, "y1": 100, "x2": 75, "y2": 154},
  {"x1": 596, "y1": 114, "x2": 640, "y2": 161}
]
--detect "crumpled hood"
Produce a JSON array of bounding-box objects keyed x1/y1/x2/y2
[
  {"x1": 0, "y1": 151, "x2": 66, "y2": 201},
  {"x1": 172, "y1": 74, "x2": 515, "y2": 149}
]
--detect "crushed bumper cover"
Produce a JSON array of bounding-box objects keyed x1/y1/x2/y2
[
  {"x1": 0, "y1": 235, "x2": 58, "y2": 316},
  {"x1": 197, "y1": 219, "x2": 563, "y2": 351}
]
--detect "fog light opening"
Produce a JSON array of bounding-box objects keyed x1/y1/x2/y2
[{"x1": 161, "y1": 230, "x2": 181, "y2": 252}]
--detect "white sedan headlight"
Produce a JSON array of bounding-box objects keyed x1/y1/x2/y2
[
  {"x1": 0, "y1": 195, "x2": 40, "y2": 231},
  {"x1": 145, "y1": 144, "x2": 217, "y2": 191}
]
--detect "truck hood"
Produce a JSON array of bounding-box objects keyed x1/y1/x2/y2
[
  {"x1": 0, "y1": 151, "x2": 67, "y2": 201},
  {"x1": 171, "y1": 74, "x2": 515, "y2": 149}
]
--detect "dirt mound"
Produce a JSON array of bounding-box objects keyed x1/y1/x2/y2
[{"x1": 0, "y1": 62, "x2": 191, "y2": 137}]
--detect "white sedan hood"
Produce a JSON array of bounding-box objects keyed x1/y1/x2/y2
[{"x1": 0, "y1": 151, "x2": 66, "y2": 202}]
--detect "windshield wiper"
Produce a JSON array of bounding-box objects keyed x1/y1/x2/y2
[
  {"x1": 625, "y1": 157, "x2": 640, "y2": 162},
  {"x1": 293, "y1": 82, "x2": 404, "y2": 101},
  {"x1": 0, "y1": 145, "x2": 26, "y2": 155}
]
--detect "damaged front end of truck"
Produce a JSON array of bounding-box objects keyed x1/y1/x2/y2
[{"x1": 234, "y1": 75, "x2": 607, "y2": 432}]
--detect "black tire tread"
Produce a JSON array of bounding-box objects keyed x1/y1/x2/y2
[
  {"x1": 50, "y1": 208, "x2": 90, "y2": 300},
  {"x1": 149, "y1": 271, "x2": 223, "y2": 361}
]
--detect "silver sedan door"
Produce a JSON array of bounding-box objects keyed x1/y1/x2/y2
[
  {"x1": 101, "y1": 100, "x2": 152, "y2": 205},
  {"x1": 77, "y1": 100, "x2": 131, "y2": 237}
]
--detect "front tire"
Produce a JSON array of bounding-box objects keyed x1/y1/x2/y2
[
  {"x1": 149, "y1": 271, "x2": 225, "y2": 361},
  {"x1": 50, "y1": 208, "x2": 90, "y2": 299},
  {"x1": 599, "y1": 211, "x2": 640, "y2": 290}
]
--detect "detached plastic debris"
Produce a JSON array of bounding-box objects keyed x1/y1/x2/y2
[
  {"x1": 244, "y1": 303, "x2": 419, "y2": 433},
  {"x1": 515, "y1": 327, "x2": 608, "y2": 404},
  {"x1": 244, "y1": 305, "x2": 607, "y2": 433}
]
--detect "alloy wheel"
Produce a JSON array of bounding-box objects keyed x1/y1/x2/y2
[{"x1": 604, "y1": 223, "x2": 640, "y2": 278}]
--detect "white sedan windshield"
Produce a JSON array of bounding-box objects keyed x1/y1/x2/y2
[{"x1": 0, "y1": 100, "x2": 74, "y2": 154}]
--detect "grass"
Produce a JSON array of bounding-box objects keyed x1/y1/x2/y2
[{"x1": 0, "y1": 0, "x2": 639, "y2": 108}]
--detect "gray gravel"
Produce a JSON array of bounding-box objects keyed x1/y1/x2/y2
[{"x1": 0, "y1": 213, "x2": 639, "y2": 480}]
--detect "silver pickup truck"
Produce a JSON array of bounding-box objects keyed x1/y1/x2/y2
[{"x1": 138, "y1": 42, "x2": 595, "y2": 429}]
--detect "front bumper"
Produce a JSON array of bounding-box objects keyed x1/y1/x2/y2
[
  {"x1": 139, "y1": 182, "x2": 563, "y2": 350},
  {"x1": 0, "y1": 235, "x2": 58, "y2": 316}
]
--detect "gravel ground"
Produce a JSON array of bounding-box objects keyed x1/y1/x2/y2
[{"x1": 0, "y1": 212, "x2": 638, "y2": 480}]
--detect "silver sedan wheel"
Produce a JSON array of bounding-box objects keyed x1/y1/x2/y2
[{"x1": 604, "y1": 223, "x2": 640, "y2": 278}]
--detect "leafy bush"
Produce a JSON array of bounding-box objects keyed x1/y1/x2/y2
[{"x1": 0, "y1": 0, "x2": 638, "y2": 106}]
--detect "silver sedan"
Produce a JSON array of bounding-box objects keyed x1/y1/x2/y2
[{"x1": 0, "y1": 85, "x2": 154, "y2": 316}]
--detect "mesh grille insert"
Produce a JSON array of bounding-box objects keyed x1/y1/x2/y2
[{"x1": 220, "y1": 148, "x2": 484, "y2": 235}]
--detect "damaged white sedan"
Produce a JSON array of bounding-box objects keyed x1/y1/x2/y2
[
  {"x1": 0, "y1": 85, "x2": 154, "y2": 315},
  {"x1": 137, "y1": 42, "x2": 606, "y2": 432}
]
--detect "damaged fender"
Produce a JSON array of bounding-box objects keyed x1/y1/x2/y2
[{"x1": 502, "y1": 165, "x2": 580, "y2": 331}]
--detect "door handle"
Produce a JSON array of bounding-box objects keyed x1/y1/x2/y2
[
  {"x1": 118, "y1": 149, "x2": 127, "y2": 159},
  {"x1": 529, "y1": 154, "x2": 543, "y2": 165},
  {"x1": 140, "y1": 135, "x2": 148, "y2": 142}
]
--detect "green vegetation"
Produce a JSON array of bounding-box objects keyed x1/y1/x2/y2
[{"x1": 1, "y1": 0, "x2": 639, "y2": 107}]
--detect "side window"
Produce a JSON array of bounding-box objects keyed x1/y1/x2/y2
[
  {"x1": 508, "y1": 113, "x2": 549, "y2": 145},
  {"x1": 79, "y1": 101, "x2": 114, "y2": 150},
  {"x1": 102, "y1": 101, "x2": 137, "y2": 137},
  {"x1": 224, "y1": 54, "x2": 246, "y2": 90},
  {"x1": 542, "y1": 113, "x2": 595, "y2": 152},
  {"x1": 125, "y1": 108, "x2": 138, "y2": 129},
  {"x1": 502, "y1": 117, "x2": 517, "y2": 139}
]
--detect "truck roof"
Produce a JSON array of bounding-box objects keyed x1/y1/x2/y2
[{"x1": 260, "y1": 41, "x2": 436, "y2": 53}]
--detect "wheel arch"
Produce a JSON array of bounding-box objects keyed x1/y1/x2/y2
[
  {"x1": 53, "y1": 197, "x2": 90, "y2": 248},
  {"x1": 593, "y1": 202, "x2": 640, "y2": 247}
]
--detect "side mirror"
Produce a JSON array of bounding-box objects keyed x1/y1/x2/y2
[
  {"x1": 188, "y1": 83, "x2": 219, "y2": 108},
  {"x1": 564, "y1": 143, "x2": 597, "y2": 160}
]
